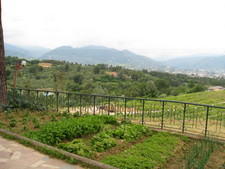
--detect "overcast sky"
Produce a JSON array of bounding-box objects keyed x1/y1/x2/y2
[{"x1": 2, "y1": 0, "x2": 225, "y2": 58}]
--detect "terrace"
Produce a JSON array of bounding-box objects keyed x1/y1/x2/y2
[{"x1": 8, "y1": 88, "x2": 225, "y2": 141}]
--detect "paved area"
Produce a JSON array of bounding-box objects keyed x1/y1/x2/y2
[{"x1": 0, "y1": 136, "x2": 83, "y2": 169}]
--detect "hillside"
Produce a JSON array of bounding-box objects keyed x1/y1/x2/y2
[
  {"x1": 40, "y1": 45, "x2": 162, "y2": 70},
  {"x1": 163, "y1": 90, "x2": 225, "y2": 106},
  {"x1": 6, "y1": 57, "x2": 225, "y2": 99}
]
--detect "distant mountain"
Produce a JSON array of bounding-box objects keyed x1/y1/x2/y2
[
  {"x1": 5, "y1": 44, "x2": 32, "y2": 59},
  {"x1": 40, "y1": 45, "x2": 162, "y2": 70},
  {"x1": 162, "y1": 54, "x2": 225, "y2": 70},
  {"x1": 4, "y1": 44, "x2": 50, "y2": 59},
  {"x1": 20, "y1": 46, "x2": 50, "y2": 58}
]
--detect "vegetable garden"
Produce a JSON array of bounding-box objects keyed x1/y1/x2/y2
[{"x1": 0, "y1": 109, "x2": 224, "y2": 169}]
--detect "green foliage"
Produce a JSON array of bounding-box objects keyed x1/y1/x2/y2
[
  {"x1": 57, "y1": 139, "x2": 93, "y2": 158},
  {"x1": 9, "y1": 119, "x2": 17, "y2": 127},
  {"x1": 222, "y1": 162, "x2": 225, "y2": 169},
  {"x1": 7, "y1": 56, "x2": 225, "y2": 98},
  {"x1": 102, "y1": 132, "x2": 178, "y2": 169},
  {"x1": 108, "y1": 124, "x2": 149, "y2": 142},
  {"x1": 62, "y1": 111, "x2": 72, "y2": 119},
  {"x1": 4, "y1": 97, "x2": 45, "y2": 111},
  {"x1": 120, "y1": 118, "x2": 132, "y2": 125},
  {"x1": 23, "y1": 115, "x2": 118, "y2": 146},
  {"x1": 184, "y1": 137, "x2": 218, "y2": 169},
  {"x1": 90, "y1": 132, "x2": 116, "y2": 152},
  {"x1": 0, "y1": 122, "x2": 5, "y2": 128},
  {"x1": 32, "y1": 118, "x2": 40, "y2": 128},
  {"x1": 21, "y1": 117, "x2": 29, "y2": 124}
]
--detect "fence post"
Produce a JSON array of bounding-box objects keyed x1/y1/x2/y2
[
  {"x1": 108, "y1": 97, "x2": 111, "y2": 116},
  {"x1": 161, "y1": 101, "x2": 165, "y2": 129},
  {"x1": 56, "y1": 92, "x2": 59, "y2": 113},
  {"x1": 19, "y1": 89, "x2": 22, "y2": 101},
  {"x1": 124, "y1": 98, "x2": 127, "y2": 119},
  {"x1": 79, "y1": 95, "x2": 82, "y2": 116},
  {"x1": 93, "y1": 96, "x2": 96, "y2": 115},
  {"x1": 141, "y1": 100, "x2": 145, "y2": 125},
  {"x1": 204, "y1": 106, "x2": 210, "y2": 137},
  {"x1": 67, "y1": 93, "x2": 70, "y2": 113},
  {"x1": 45, "y1": 91, "x2": 48, "y2": 111},
  {"x1": 36, "y1": 91, "x2": 39, "y2": 105},
  {"x1": 182, "y1": 104, "x2": 187, "y2": 133},
  {"x1": 27, "y1": 90, "x2": 30, "y2": 101}
]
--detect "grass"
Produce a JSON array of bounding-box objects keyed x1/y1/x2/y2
[{"x1": 163, "y1": 90, "x2": 225, "y2": 106}]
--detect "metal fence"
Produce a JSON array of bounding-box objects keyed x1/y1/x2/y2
[{"x1": 8, "y1": 88, "x2": 225, "y2": 140}]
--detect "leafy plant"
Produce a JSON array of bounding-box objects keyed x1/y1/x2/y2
[
  {"x1": 21, "y1": 117, "x2": 29, "y2": 124},
  {"x1": 9, "y1": 119, "x2": 17, "y2": 127},
  {"x1": 21, "y1": 126, "x2": 28, "y2": 131},
  {"x1": 222, "y1": 162, "x2": 225, "y2": 169},
  {"x1": 102, "y1": 132, "x2": 178, "y2": 169},
  {"x1": 108, "y1": 124, "x2": 149, "y2": 142},
  {"x1": 23, "y1": 115, "x2": 118, "y2": 145},
  {"x1": 73, "y1": 112, "x2": 80, "y2": 118},
  {"x1": 0, "y1": 122, "x2": 5, "y2": 128},
  {"x1": 121, "y1": 118, "x2": 132, "y2": 125},
  {"x1": 57, "y1": 139, "x2": 93, "y2": 158},
  {"x1": 62, "y1": 111, "x2": 72, "y2": 119},
  {"x1": 32, "y1": 118, "x2": 40, "y2": 128},
  {"x1": 91, "y1": 132, "x2": 116, "y2": 152},
  {"x1": 184, "y1": 137, "x2": 218, "y2": 169}
]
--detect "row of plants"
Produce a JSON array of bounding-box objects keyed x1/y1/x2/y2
[
  {"x1": 23, "y1": 115, "x2": 118, "y2": 145},
  {"x1": 184, "y1": 137, "x2": 218, "y2": 169},
  {"x1": 1, "y1": 108, "x2": 223, "y2": 168},
  {"x1": 102, "y1": 131, "x2": 179, "y2": 169},
  {"x1": 57, "y1": 123, "x2": 150, "y2": 158}
]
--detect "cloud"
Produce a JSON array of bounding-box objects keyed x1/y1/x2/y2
[{"x1": 2, "y1": 0, "x2": 225, "y2": 58}]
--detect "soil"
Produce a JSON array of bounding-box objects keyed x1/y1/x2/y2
[
  {"x1": 161, "y1": 138, "x2": 197, "y2": 169},
  {"x1": 205, "y1": 144, "x2": 225, "y2": 169},
  {"x1": 0, "y1": 110, "x2": 64, "y2": 135}
]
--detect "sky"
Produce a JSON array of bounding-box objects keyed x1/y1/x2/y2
[{"x1": 2, "y1": 0, "x2": 225, "y2": 59}]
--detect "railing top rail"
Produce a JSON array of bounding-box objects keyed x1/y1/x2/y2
[{"x1": 11, "y1": 87, "x2": 225, "y2": 109}]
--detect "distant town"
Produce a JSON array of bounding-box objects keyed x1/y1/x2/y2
[{"x1": 165, "y1": 68, "x2": 225, "y2": 79}]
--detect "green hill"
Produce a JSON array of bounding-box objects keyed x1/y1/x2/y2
[{"x1": 163, "y1": 90, "x2": 225, "y2": 106}]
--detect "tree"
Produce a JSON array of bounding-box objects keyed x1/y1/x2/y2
[{"x1": 0, "y1": 0, "x2": 8, "y2": 105}]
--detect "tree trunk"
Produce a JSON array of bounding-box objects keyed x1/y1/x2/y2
[{"x1": 0, "y1": 0, "x2": 8, "y2": 105}]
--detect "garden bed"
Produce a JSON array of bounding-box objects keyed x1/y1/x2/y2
[{"x1": 0, "y1": 109, "x2": 224, "y2": 169}]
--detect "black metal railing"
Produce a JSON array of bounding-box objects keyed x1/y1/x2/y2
[{"x1": 8, "y1": 88, "x2": 225, "y2": 140}]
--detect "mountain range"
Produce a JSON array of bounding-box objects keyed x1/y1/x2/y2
[
  {"x1": 5, "y1": 44, "x2": 50, "y2": 59},
  {"x1": 40, "y1": 45, "x2": 161, "y2": 70},
  {"x1": 4, "y1": 43, "x2": 225, "y2": 71}
]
